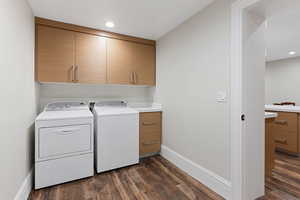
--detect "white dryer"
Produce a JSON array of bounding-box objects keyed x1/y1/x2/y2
[
  {"x1": 93, "y1": 101, "x2": 139, "y2": 173},
  {"x1": 35, "y1": 102, "x2": 94, "y2": 189}
]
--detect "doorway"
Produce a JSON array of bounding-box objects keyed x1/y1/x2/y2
[{"x1": 231, "y1": 0, "x2": 300, "y2": 199}]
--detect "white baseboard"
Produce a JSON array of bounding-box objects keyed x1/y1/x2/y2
[
  {"x1": 14, "y1": 169, "x2": 33, "y2": 200},
  {"x1": 160, "y1": 145, "x2": 232, "y2": 199}
]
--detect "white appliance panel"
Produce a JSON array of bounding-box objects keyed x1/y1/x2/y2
[
  {"x1": 97, "y1": 114, "x2": 139, "y2": 172},
  {"x1": 35, "y1": 101, "x2": 94, "y2": 189},
  {"x1": 35, "y1": 153, "x2": 93, "y2": 189},
  {"x1": 38, "y1": 124, "x2": 92, "y2": 159}
]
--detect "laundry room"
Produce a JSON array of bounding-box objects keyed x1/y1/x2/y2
[
  {"x1": 3, "y1": 0, "x2": 300, "y2": 200},
  {"x1": 32, "y1": 17, "x2": 164, "y2": 196}
]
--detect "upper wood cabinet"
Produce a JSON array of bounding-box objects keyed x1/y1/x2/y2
[
  {"x1": 132, "y1": 43, "x2": 155, "y2": 85},
  {"x1": 107, "y1": 39, "x2": 155, "y2": 85},
  {"x1": 37, "y1": 26, "x2": 75, "y2": 83},
  {"x1": 107, "y1": 39, "x2": 134, "y2": 85},
  {"x1": 36, "y1": 18, "x2": 156, "y2": 86},
  {"x1": 75, "y1": 33, "x2": 107, "y2": 84},
  {"x1": 37, "y1": 25, "x2": 107, "y2": 84}
]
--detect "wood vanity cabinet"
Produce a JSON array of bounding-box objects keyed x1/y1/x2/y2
[
  {"x1": 36, "y1": 18, "x2": 156, "y2": 85},
  {"x1": 267, "y1": 111, "x2": 300, "y2": 154},
  {"x1": 139, "y1": 112, "x2": 162, "y2": 157},
  {"x1": 107, "y1": 39, "x2": 155, "y2": 85},
  {"x1": 37, "y1": 25, "x2": 107, "y2": 84}
]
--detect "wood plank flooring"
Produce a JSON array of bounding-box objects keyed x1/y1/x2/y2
[
  {"x1": 29, "y1": 152, "x2": 300, "y2": 200},
  {"x1": 29, "y1": 156, "x2": 224, "y2": 200},
  {"x1": 261, "y1": 151, "x2": 300, "y2": 200}
]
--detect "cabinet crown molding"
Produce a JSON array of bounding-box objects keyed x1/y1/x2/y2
[{"x1": 35, "y1": 17, "x2": 156, "y2": 46}]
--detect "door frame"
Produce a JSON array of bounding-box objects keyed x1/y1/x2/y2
[{"x1": 230, "y1": 0, "x2": 264, "y2": 199}]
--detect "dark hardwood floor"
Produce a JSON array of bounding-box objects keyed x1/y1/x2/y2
[
  {"x1": 29, "y1": 152, "x2": 300, "y2": 200},
  {"x1": 261, "y1": 151, "x2": 300, "y2": 200},
  {"x1": 29, "y1": 156, "x2": 224, "y2": 200}
]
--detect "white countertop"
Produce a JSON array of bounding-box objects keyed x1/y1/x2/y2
[
  {"x1": 265, "y1": 104, "x2": 300, "y2": 113},
  {"x1": 128, "y1": 103, "x2": 162, "y2": 113},
  {"x1": 265, "y1": 112, "x2": 278, "y2": 119}
]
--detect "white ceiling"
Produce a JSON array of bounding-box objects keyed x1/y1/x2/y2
[
  {"x1": 265, "y1": 0, "x2": 300, "y2": 61},
  {"x1": 27, "y1": 0, "x2": 214, "y2": 40}
]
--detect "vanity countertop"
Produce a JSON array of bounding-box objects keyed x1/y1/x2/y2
[
  {"x1": 265, "y1": 104, "x2": 300, "y2": 113},
  {"x1": 265, "y1": 112, "x2": 278, "y2": 119}
]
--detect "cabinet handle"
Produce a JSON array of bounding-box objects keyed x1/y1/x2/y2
[
  {"x1": 275, "y1": 138, "x2": 287, "y2": 144},
  {"x1": 134, "y1": 72, "x2": 137, "y2": 84},
  {"x1": 56, "y1": 129, "x2": 80, "y2": 135},
  {"x1": 129, "y1": 72, "x2": 132, "y2": 83},
  {"x1": 142, "y1": 122, "x2": 156, "y2": 126},
  {"x1": 130, "y1": 72, "x2": 134, "y2": 84},
  {"x1": 274, "y1": 120, "x2": 288, "y2": 125},
  {"x1": 142, "y1": 141, "x2": 160, "y2": 145},
  {"x1": 74, "y1": 65, "x2": 79, "y2": 82},
  {"x1": 71, "y1": 65, "x2": 75, "y2": 82}
]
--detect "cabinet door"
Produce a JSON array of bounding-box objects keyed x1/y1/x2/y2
[
  {"x1": 107, "y1": 39, "x2": 133, "y2": 84},
  {"x1": 272, "y1": 112, "x2": 298, "y2": 153},
  {"x1": 37, "y1": 25, "x2": 75, "y2": 82},
  {"x1": 132, "y1": 43, "x2": 156, "y2": 85},
  {"x1": 75, "y1": 33, "x2": 107, "y2": 84},
  {"x1": 139, "y1": 112, "x2": 162, "y2": 157}
]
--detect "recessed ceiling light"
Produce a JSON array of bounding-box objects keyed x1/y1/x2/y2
[
  {"x1": 105, "y1": 21, "x2": 115, "y2": 28},
  {"x1": 289, "y1": 51, "x2": 296, "y2": 55}
]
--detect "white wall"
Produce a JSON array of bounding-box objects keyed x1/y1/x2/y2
[
  {"x1": 155, "y1": 0, "x2": 231, "y2": 181},
  {"x1": 39, "y1": 83, "x2": 153, "y2": 111},
  {"x1": 265, "y1": 56, "x2": 300, "y2": 105},
  {"x1": 0, "y1": 0, "x2": 38, "y2": 199}
]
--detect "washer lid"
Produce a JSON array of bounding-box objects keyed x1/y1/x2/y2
[
  {"x1": 95, "y1": 100, "x2": 127, "y2": 107},
  {"x1": 36, "y1": 110, "x2": 93, "y2": 121},
  {"x1": 94, "y1": 106, "x2": 138, "y2": 116},
  {"x1": 45, "y1": 101, "x2": 89, "y2": 111}
]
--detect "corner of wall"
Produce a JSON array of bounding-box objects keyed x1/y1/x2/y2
[{"x1": 14, "y1": 169, "x2": 33, "y2": 200}]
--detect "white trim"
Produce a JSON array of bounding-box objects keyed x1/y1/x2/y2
[
  {"x1": 160, "y1": 145, "x2": 231, "y2": 199},
  {"x1": 14, "y1": 169, "x2": 33, "y2": 200},
  {"x1": 230, "y1": 2, "x2": 243, "y2": 199},
  {"x1": 230, "y1": 0, "x2": 264, "y2": 199}
]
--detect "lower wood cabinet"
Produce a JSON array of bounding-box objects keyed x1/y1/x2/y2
[
  {"x1": 265, "y1": 118, "x2": 275, "y2": 177},
  {"x1": 267, "y1": 111, "x2": 300, "y2": 154},
  {"x1": 139, "y1": 112, "x2": 162, "y2": 157}
]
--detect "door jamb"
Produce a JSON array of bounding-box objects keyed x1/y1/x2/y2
[{"x1": 230, "y1": 0, "x2": 264, "y2": 199}]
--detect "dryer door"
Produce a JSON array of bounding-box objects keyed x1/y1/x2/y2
[{"x1": 38, "y1": 124, "x2": 92, "y2": 159}]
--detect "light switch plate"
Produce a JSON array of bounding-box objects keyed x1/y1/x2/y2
[{"x1": 216, "y1": 91, "x2": 227, "y2": 103}]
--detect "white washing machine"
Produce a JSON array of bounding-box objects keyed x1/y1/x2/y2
[
  {"x1": 35, "y1": 102, "x2": 94, "y2": 189},
  {"x1": 93, "y1": 101, "x2": 139, "y2": 173}
]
